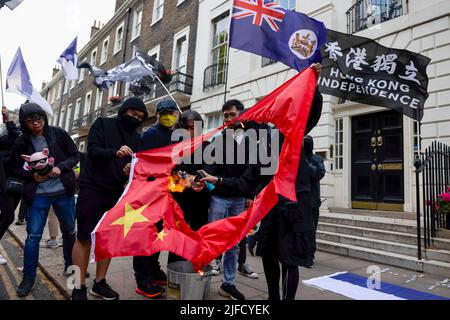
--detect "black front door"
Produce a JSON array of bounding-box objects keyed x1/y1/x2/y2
[{"x1": 351, "y1": 111, "x2": 404, "y2": 211}]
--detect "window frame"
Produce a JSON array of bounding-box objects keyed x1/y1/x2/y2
[
  {"x1": 334, "y1": 118, "x2": 344, "y2": 171},
  {"x1": 131, "y1": 6, "x2": 143, "y2": 41},
  {"x1": 152, "y1": 0, "x2": 164, "y2": 25},
  {"x1": 113, "y1": 22, "x2": 125, "y2": 55},
  {"x1": 100, "y1": 36, "x2": 110, "y2": 65},
  {"x1": 84, "y1": 91, "x2": 93, "y2": 116},
  {"x1": 172, "y1": 26, "x2": 190, "y2": 74}
]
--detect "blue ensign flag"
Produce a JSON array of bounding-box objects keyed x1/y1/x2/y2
[
  {"x1": 6, "y1": 48, "x2": 53, "y2": 115},
  {"x1": 229, "y1": 0, "x2": 327, "y2": 71},
  {"x1": 58, "y1": 37, "x2": 78, "y2": 80}
]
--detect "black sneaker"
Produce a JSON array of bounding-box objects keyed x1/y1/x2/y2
[
  {"x1": 152, "y1": 269, "x2": 167, "y2": 286},
  {"x1": 17, "y1": 276, "x2": 35, "y2": 297},
  {"x1": 15, "y1": 219, "x2": 25, "y2": 226},
  {"x1": 238, "y1": 263, "x2": 259, "y2": 279},
  {"x1": 218, "y1": 283, "x2": 246, "y2": 300},
  {"x1": 90, "y1": 279, "x2": 119, "y2": 300},
  {"x1": 136, "y1": 280, "x2": 165, "y2": 299},
  {"x1": 71, "y1": 285, "x2": 88, "y2": 300}
]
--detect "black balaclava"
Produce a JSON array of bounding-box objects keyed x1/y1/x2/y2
[{"x1": 118, "y1": 97, "x2": 149, "y2": 131}]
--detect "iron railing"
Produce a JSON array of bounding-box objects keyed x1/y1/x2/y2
[
  {"x1": 414, "y1": 142, "x2": 450, "y2": 260},
  {"x1": 346, "y1": 0, "x2": 405, "y2": 34},
  {"x1": 203, "y1": 63, "x2": 228, "y2": 90}
]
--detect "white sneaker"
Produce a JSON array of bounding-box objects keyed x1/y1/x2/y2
[
  {"x1": 238, "y1": 263, "x2": 258, "y2": 279},
  {"x1": 210, "y1": 259, "x2": 223, "y2": 276},
  {"x1": 46, "y1": 239, "x2": 62, "y2": 249},
  {"x1": 0, "y1": 255, "x2": 7, "y2": 265}
]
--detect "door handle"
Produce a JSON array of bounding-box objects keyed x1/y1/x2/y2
[
  {"x1": 377, "y1": 136, "x2": 383, "y2": 147},
  {"x1": 371, "y1": 164, "x2": 377, "y2": 171},
  {"x1": 371, "y1": 137, "x2": 377, "y2": 147},
  {"x1": 377, "y1": 164, "x2": 383, "y2": 171}
]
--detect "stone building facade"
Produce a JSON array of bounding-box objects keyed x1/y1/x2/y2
[
  {"x1": 190, "y1": 0, "x2": 450, "y2": 213},
  {"x1": 41, "y1": 0, "x2": 199, "y2": 151}
]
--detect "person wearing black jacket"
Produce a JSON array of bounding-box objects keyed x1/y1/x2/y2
[
  {"x1": 202, "y1": 99, "x2": 260, "y2": 301},
  {"x1": 10, "y1": 103, "x2": 80, "y2": 297},
  {"x1": 303, "y1": 135, "x2": 326, "y2": 266},
  {"x1": 133, "y1": 98, "x2": 179, "y2": 299},
  {"x1": 0, "y1": 106, "x2": 22, "y2": 265},
  {"x1": 70, "y1": 97, "x2": 148, "y2": 300},
  {"x1": 255, "y1": 63, "x2": 324, "y2": 300}
]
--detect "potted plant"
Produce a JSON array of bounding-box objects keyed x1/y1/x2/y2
[
  {"x1": 109, "y1": 96, "x2": 123, "y2": 104},
  {"x1": 436, "y1": 187, "x2": 450, "y2": 229}
]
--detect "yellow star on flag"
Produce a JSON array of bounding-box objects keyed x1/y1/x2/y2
[
  {"x1": 156, "y1": 229, "x2": 168, "y2": 241},
  {"x1": 111, "y1": 203, "x2": 149, "y2": 238},
  {"x1": 175, "y1": 221, "x2": 181, "y2": 229}
]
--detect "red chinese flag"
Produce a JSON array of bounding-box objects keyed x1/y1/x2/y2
[{"x1": 92, "y1": 67, "x2": 318, "y2": 269}]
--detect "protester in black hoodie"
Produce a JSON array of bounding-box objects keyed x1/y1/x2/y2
[
  {"x1": 0, "y1": 106, "x2": 22, "y2": 266},
  {"x1": 70, "y1": 97, "x2": 148, "y2": 301},
  {"x1": 10, "y1": 103, "x2": 80, "y2": 297}
]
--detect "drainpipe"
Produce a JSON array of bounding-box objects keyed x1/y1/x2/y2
[{"x1": 119, "y1": 7, "x2": 132, "y2": 96}]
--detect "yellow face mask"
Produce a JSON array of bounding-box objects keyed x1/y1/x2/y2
[{"x1": 159, "y1": 114, "x2": 177, "y2": 128}]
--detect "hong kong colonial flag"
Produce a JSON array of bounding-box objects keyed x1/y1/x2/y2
[
  {"x1": 92, "y1": 67, "x2": 319, "y2": 270},
  {"x1": 229, "y1": 0, "x2": 327, "y2": 72}
]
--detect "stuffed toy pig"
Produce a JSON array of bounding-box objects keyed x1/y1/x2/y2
[{"x1": 21, "y1": 148, "x2": 55, "y2": 176}]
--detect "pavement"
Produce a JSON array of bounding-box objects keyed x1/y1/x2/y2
[{"x1": 5, "y1": 222, "x2": 450, "y2": 300}]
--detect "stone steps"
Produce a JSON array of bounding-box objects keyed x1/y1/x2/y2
[
  {"x1": 317, "y1": 239, "x2": 450, "y2": 277},
  {"x1": 316, "y1": 212, "x2": 450, "y2": 276}
]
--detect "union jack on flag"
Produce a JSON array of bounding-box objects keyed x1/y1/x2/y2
[{"x1": 232, "y1": 0, "x2": 286, "y2": 32}]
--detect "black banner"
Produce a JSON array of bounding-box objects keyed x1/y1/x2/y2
[{"x1": 319, "y1": 29, "x2": 431, "y2": 121}]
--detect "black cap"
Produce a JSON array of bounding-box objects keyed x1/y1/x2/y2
[{"x1": 156, "y1": 98, "x2": 178, "y2": 113}]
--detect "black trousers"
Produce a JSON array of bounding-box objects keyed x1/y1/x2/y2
[
  {"x1": 0, "y1": 191, "x2": 21, "y2": 240},
  {"x1": 133, "y1": 253, "x2": 162, "y2": 284}
]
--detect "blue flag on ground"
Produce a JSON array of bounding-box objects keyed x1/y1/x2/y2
[
  {"x1": 6, "y1": 47, "x2": 53, "y2": 115},
  {"x1": 229, "y1": 0, "x2": 327, "y2": 72},
  {"x1": 58, "y1": 37, "x2": 78, "y2": 80}
]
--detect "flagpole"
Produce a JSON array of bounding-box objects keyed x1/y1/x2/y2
[
  {"x1": 154, "y1": 75, "x2": 182, "y2": 114},
  {"x1": 224, "y1": 13, "x2": 232, "y2": 105},
  {"x1": 0, "y1": 53, "x2": 5, "y2": 106},
  {"x1": 57, "y1": 77, "x2": 66, "y2": 126}
]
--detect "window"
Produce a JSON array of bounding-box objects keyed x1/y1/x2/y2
[
  {"x1": 79, "y1": 141, "x2": 86, "y2": 153},
  {"x1": 114, "y1": 22, "x2": 124, "y2": 54},
  {"x1": 211, "y1": 13, "x2": 229, "y2": 85},
  {"x1": 59, "y1": 107, "x2": 65, "y2": 128},
  {"x1": 206, "y1": 113, "x2": 224, "y2": 131},
  {"x1": 50, "y1": 87, "x2": 55, "y2": 103},
  {"x1": 90, "y1": 48, "x2": 98, "y2": 66},
  {"x1": 172, "y1": 27, "x2": 189, "y2": 74},
  {"x1": 84, "y1": 92, "x2": 92, "y2": 116},
  {"x1": 100, "y1": 36, "x2": 110, "y2": 65},
  {"x1": 95, "y1": 89, "x2": 104, "y2": 110},
  {"x1": 65, "y1": 104, "x2": 72, "y2": 130},
  {"x1": 74, "y1": 98, "x2": 82, "y2": 120},
  {"x1": 64, "y1": 80, "x2": 69, "y2": 94},
  {"x1": 278, "y1": 0, "x2": 296, "y2": 10},
  {"x1": 262, "y1": 57, "x2": 277, "y2": 67},
  {"x1": 56, "y1": 81, "x2": 63, "y2": 100},
  {"x1": 147, "y1": 46, "x2": 160, "y2": 99},
  {"x1": 79, "y1": 58, "x2": 87, "y2": 83},
  {"x1": 132, "y1": 6, "x2": 143, "y2": 40},
  {"x1": 177, "y1": 0, "x2": 185, "y2": 6},
  {"x1": 335, "y1": 118, "x2": 344, "y2": 170},
  {"x1": 152, "y1": 0, "x2": 164, "y2": 24}
]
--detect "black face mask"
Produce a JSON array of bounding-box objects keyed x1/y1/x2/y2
[{"x1": 121, "y1": 115, "x2": 142, "y2": 131}]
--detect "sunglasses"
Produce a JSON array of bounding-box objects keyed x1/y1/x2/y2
[{"x1": 29, "y1": 158, "x2": 48, "y2": 166}]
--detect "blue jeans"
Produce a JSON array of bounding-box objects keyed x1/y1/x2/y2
[
  {"x1": 208, "y1": 195, "x2": 246, "y2": 285},
  {"x1": 23, "y1": 194, "x2": 76, "y2": 278}
]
